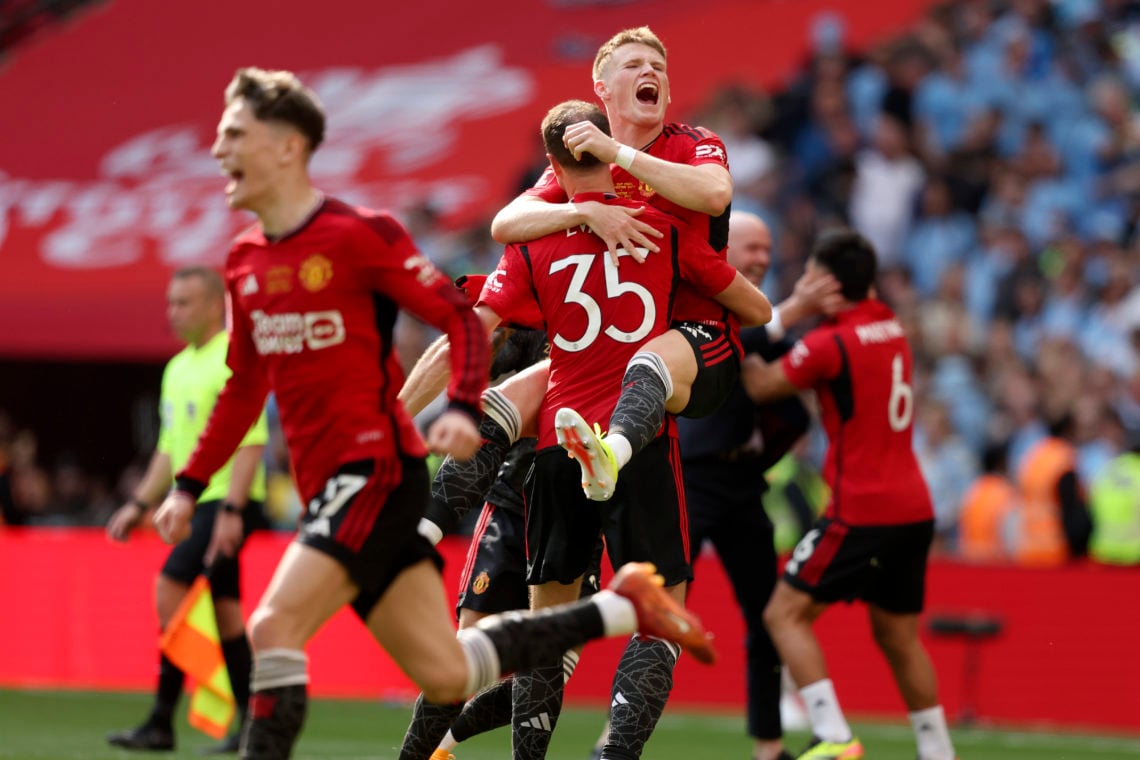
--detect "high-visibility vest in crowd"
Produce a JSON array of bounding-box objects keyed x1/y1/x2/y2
[
  {"x1": 1012, "y1": 437, "x2": 1075, "y2": 567},
  {"x1": 1089, "y1": 452, "x2": 1140, "y2": 565},
  {"x1": 958, "y1": 473, "x2": 1019, "y2": 562}
]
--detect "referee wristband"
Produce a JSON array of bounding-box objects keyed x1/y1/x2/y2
[
  {"x1": 220, "y1": 501, "x2": 242, "y2": 514},
  {"x1": 614, "y1": 144, "x2": 637, "y2": 171},
  {"x1": 129, "y1": 497, "x2": 150, "y2": 511}
]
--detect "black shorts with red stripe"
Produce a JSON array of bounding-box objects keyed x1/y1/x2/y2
[
  {"x1": 296, "y1": 457, "x2": 442, "y2": 620},
  {"x1": 781, "y1": 517, "x2": 935, "y2": 614},
  {"x1": 457, "y1": 501, "x2": 601, "y2": 617},
  {"x1": 525, "y1": 434, "x2": 691, "y2": 588},
  {"x1": 671, "y1": 320, "x2": 740, "y2": 418}
]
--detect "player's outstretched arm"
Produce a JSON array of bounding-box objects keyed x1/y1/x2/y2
[
  {"x1": 740, "y1": 354, "x2": 799, "y2": 403},
  {"x1": 713, "y1": 271, "x2": 773, "y2": 327},
  {"x1": 400, "y1": 305, "x2": 504, "y2": 417},
  {"x1": 399, "y1": 334, "x2": 454, "y2": 418}
]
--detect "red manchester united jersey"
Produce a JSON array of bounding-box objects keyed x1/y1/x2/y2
[
  {"x1": 526, "y1": 123, "x2": 734, "y2": 338},
  {"x1": 781, "y1": 299, "x2": 933, "y2": 526},
  {"x1": 478, "y1": 192, "x2": 735, "y2": 449},
  {"x1": 182, "y1": 197, "x2": 487, "y2": 502}
]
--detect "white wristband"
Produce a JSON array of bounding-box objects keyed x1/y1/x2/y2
[
  {"x1": 417, "y1": 517, "x2": 444, "y2": 546},
  {"x1": 615, "y1": 144, "x2": 637, "y2": 171},
  {"x1": 766, "y1": 305, "x2": 785, "y2": 341}
]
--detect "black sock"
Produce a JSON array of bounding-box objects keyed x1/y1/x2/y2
[
  {"x1": 609, "y1": 363, "x2": 667, "y2": 457},
  {"x1": 511, "y1": 662, "x2": 565, "y2": 760},
  {"x1": 240, "y1": 684, "x2": 307, "y2": 760},
  {"x1": 397, "y1": 693, "x2": 463, "y2": 760},
  {"x1": 222, "y1": 634, "x2": 253, "y2": 726},
  {"x1": 450, "y1": 678, "x2": 515, "y2": 743},
  {"x1": 425, "y1": 416, "x2": 511, "y2": 533},
  {"x1": 150, "y1": 653, "x2": 184, "y2": 728},
  {"x1": 475, "y1": 603, "x2": 605, "y2": 678},
  {"x1": 601, "y1": 637, "x2": 678, "y2": 760}
]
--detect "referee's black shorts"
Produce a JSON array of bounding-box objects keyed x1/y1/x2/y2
[{"x1": 161, "y1": 498, "x2": 264, "y2": 600}]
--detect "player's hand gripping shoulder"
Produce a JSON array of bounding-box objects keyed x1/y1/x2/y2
[
  {"x1": 575, "y1": 201, "x2": 660, "y2": 267},
  {"x1": 153, "y1": 491, "x2": 197, "y2": 545},
  {"x1": 426, "y1": 409, "x2": 482, "y2": 461}
]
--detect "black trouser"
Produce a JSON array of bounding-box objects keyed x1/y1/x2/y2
[{"x1": 684, "y1": 457, "x2": 782, "y2": 741}]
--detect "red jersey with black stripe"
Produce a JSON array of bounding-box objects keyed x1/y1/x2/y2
[
  {"x1": 526, "y1": 122, "x2": 738, "y2": 351},
  {"x1": 181, "y1": 197, "x2": 487, "y2": 502},
  {"x1": 781, "y1": 299, "x2": 932, "y2": 526},
  {"x1": 478, "y1": 192, "x2": 735, "y2": 449}
]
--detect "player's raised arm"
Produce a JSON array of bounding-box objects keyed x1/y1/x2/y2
[{"x1": 563, "y1": 119, "x2": 733, "y2": 216}]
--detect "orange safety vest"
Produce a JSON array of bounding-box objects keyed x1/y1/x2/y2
[
  {"x1": 1013, "y1": 437, "x2": 1075, "y2": 567},
  {"x1": 958, "y1": 474, "x2": 1018, "y2": 562}
]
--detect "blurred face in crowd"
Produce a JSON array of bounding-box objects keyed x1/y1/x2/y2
[
  {"x1": 595, "y1": 42, "x2": 670, "y2": 130},
  {"x1": 211, "y1": 97, "x2": 303, "y2": 214},
  {"x1": 167, "y1": 274, "x2": 221, "y2": 347},
  {"x1": 726, "y1": 212, "x2": 772, "y2": 286}
]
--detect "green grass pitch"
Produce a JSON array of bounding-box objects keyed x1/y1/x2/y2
[{"x1": 1, "y1": 689, "x2": 1137, "y2": 759}]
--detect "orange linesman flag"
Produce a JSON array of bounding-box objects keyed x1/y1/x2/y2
[{"x1": 159, "y1": 576, "x2": 236, "y2": 739}]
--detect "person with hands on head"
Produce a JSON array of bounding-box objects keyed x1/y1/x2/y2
[
  {"x1": 153, "y1": 68, "x2": 716, "y2": 760},
  {"x1": 106, "y1": 266, "x2": 268, "y2": 755}
]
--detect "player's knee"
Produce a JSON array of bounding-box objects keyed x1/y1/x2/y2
[
  {"x1": 246, "y1": 605, "x2": 297, "y2": 652},
  {"x1": 417, "y1": 659, "x2": 469, "y2": 705},
  {"x1": 762, "y1": 587, "x2": 798, "y2": 631},
  {"x1": 869, "y1": 615, "x2": 914, "y2": 659}
]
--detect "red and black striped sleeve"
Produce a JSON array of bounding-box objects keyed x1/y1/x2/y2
[{"x1": 359, "y1": 211, "x2": 487, "y2": 420}]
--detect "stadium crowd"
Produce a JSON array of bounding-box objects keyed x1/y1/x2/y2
[{"x1": 3, "y1": 0, "x2": 1140, "y2": 567}]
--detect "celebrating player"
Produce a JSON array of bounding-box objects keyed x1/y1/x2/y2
[{"x1": 151, "y1": 67, "x2": 715, "y2": 760}]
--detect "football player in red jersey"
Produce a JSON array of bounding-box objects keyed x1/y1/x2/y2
[
  {"x1": 399, "y1": 28, "x2": 760, "y2": 760},
  {"x1": 402, "y1": 99, "x2": 767, "y2": 760},
  {"x1": 151, "y1": 68, "x2": 715, "y2": 760},
  {"x1": 485, "y1": 27, "x2": 748, "y2": 507},
  {"x1": 742, "y1": 230, "x2": 958, "y2": 760}
]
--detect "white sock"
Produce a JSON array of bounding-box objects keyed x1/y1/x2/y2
[
  {"x1": 482, "y1": 387, "x2": 521, "y2": 443},
  {"x1": 439, "y1": 730, "x2": 458, "y2": 751},
  {"x1": 606, "y1": 433, "x2": 634, "y2": 470},
  {"x1": 251, "y1": 648, "x2": 309, "y2": 691},
  {"x1": 909, "y1": 705, "x2": 955, "y2": 760},
  {"x1": 455, "y1": 627, "x2": 502, "y2": 696},
  {"x1": 800, "y1": 679, "x2": 852, "y2": 743},
  {"x1": 417, "y1": 517, "x2": 444, "y2": 546},
  {"x1": 591, "y1": 589, "x2": 637, "y2": 636}
]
